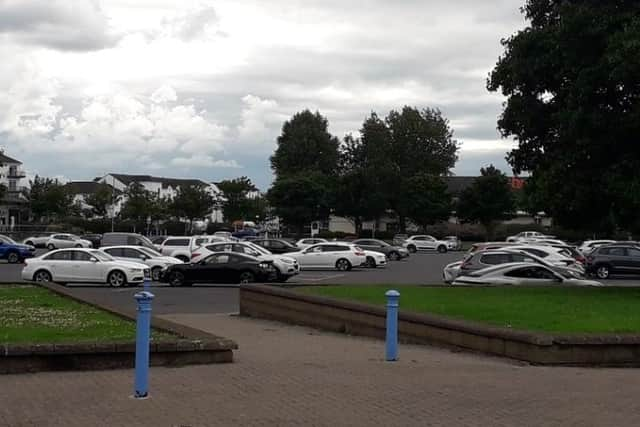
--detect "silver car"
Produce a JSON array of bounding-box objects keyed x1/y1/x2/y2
[{"x1": 452, "y1": 262, "x2": 601, "y2": 287}]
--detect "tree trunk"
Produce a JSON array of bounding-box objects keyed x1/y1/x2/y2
[
  {"x1": 398, "y1": 214, "x2": 406, "y2": 233},
  {"x1": 354, "y1": 217, "x2": 362, "y2": 236}
]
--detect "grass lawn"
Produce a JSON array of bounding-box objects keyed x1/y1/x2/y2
[
  {"x1": 0, "y1": 285, "x2": 174, "y2": 344},
  {"x1": 299, "y1": 285, "x2": 640, "y2": 334}
]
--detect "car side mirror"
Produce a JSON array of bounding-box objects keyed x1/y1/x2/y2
[
  {"x1": 90, "y1": 258, "x2": 98, "y2": 263},
  {"x1": 140, "y1": 255, "x2": 148, "y2": 260}
]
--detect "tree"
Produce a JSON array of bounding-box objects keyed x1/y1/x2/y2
[
  {"x1": 29, "y1": 176, "x2": 72, "y2": 221},
  {"x1": 457, "y1": 166, "x2": 515, "y2": 239},
  {"x1": 487, "y1": 1, "x2": 640, "y2": 233},
  {"x1": 402, "y1": 174, "x2": 452, "y2": 232},
  {"x1": 120, "y1": 182, "x2": 155, "y2": 222},
  {"x1": 85, "y1": 184, "x2": 113, "y2": 217},
  {"x1": 270, "y1": 110, "x2": 340, "y2": 178},
  {"x1": 169, "y1": 184, "x2": 215, "y2": 226},
  {"x1": 267, "y1": 172, "x2": 334, "y2": 235},
  {"x1": 217, "y1": 176, "x2": 257, "y2": 223}
]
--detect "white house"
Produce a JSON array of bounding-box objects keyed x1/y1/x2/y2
[
  {"x1": 94, "y1": 173, "x2": 224, "y2": 222},
  {"x1": 63, "y1": 181, "x2": 122, "y2": 217},
  {"x1": 0, "y1": 151, "x2": 28, "y2": 228}
]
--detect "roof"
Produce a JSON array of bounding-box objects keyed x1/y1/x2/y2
[
  {"x1": 102, "y1": 174, "x2": 209, "y2": 189},
  {"x1": 0, "y1": 152, "x2": 21, "y2": 165},
  {"x1": 64, "y1": 181, "x2": 120, "y2": 195}
]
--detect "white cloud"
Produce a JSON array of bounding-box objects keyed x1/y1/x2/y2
[
  {"x1": 150, "y1": 84, "x2": 178, "y2": 103},
  {"x1": 236, "y1": 94, "x2": 285, "y2": 150},
  {"x1": 171, "y1": 155, "x2": 241, "y2": 168}
]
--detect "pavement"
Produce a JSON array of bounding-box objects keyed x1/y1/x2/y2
[{"x1": 3, "y1": 313, "x2": 640, "y2": 426}]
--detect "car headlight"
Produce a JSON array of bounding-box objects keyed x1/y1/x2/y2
[
  {"x1": 259, "y1": 262, "x2": 274, "y2": 269},
  {"x1": 280, "y1": 258, "x2": 294, "y2": 264}
]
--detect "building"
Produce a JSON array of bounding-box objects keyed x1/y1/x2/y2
[
  {"x1": 63, "y1": 181, "x2": 122, "y2": 217},
  {"x1": 94, "y1": 173, "x2": 224, "y2": 222},
  {"x1": 0, "y1": 151, "x2": 28, "y2": 228}
]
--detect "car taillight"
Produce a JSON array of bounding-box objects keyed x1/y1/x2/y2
[
  {"x1": 586, "y1": 255, "x2": 594, "y2": 263},
  {"x1": 576, "y1": 256, "x2": 586, "y2": 264},
  {"x1": 354, "y1": 251, "x2": 365, "y2": 256},
  {"x1": 191, "y1": 253, "x2": 199, "y2": 259}
]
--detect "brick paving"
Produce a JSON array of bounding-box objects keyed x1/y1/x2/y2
[{"x1": 2, "y1": 313, "x2": 640, "y2": 426}]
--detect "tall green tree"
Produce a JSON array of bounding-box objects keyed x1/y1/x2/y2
[
  {"x1": 29, "y1": 176, "x2": 72, "y2": 220},
  {"x1": 488, "y1": 0, "x2": 640, "y2": 233},
  {"x1": 270, "y1": 110, "x2": 340, "y2": 178},
  {"x1": 85, "y1": 184, "x2": 114, "y2": 217},
  {"x1": 457, "y1": 166, "x2": 515, "y2": 239},
  {"x1": 217, "y1": 176, "x2": 258, "y2": 222},
  {"x1": 120, "y1": 182, "x2": 156, "y2": 222},
  {"x1": 402, "y1": 174, "x2": 452, "y2": 232},
  {"x1": 169, "y1": 184, "x2": 215, "y2": 225}
]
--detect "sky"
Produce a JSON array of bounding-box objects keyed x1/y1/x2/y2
[{"x1": 0, "y1": 0, "x2": 527, "y2": 190}]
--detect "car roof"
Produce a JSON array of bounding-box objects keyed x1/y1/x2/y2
[
  {"x1": 201, "y1": 251, "x2": 260, "y2": 261},
  {"x1": 468, "y1": 262, "x2": 551, "y2": 277}
]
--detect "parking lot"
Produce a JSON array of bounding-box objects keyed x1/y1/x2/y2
[{"x1": 4, "y1": 249, "x2": 640, "y2": 316}]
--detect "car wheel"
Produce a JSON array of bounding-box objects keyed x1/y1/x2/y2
[
  {"x1": 47, "y1": 244, "x2": 55, "y2": 250},
  {"x1": 107, "y1": 270, "x2": 127, "y2": 288},
  {"x1": 596, "y1": 265, "x2": 610, "y2": 280},
  {"x1": 151, "y1": 267, "x2": 162, "y2": 281},
  {"x1": 407, "y1": 245, "x2": 417, "y2": 253},
  {"x1": 335, "y1": 258, "x2": 352, "y2": 271},
  {"x1": 239, "y1": 271, "x2": 255, "y2": 284},
  {"x1": 75, "y1": 244, "x2": 82, "y2": 248},
  {"x1": 437, "y1": 245, "x2": 448, "y2": 253},
  {"x1": 25, "y1": 241, "x2": 34, "y2": 246},
  {"x1": 365, "y1": 256, "x2": 377, "y2": 268},
  {"x1": 7, "y1": 252, "x2": 19, "y2": 264},
  {"x1": 388, "y1": 251, "x2": 400, "y2": 261},
  {"x1": 33, "y1": 270, "x2": 52, "y2": 282},
  {"x1": 169, "y1": 271, "x2": 185, "y2": 287}
]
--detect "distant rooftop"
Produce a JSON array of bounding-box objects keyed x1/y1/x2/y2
[
  {"x1": 97, "y1": 173, "x2": 210, "y2": 189},
  {"x1": 0, "y1": 151, "x2": 22, "y2": 165},
  {"x1": 65, "y1": 181, "x2": 120, "y2": 195}
]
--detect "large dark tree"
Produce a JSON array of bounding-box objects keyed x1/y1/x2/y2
[
  {"x1": 29, "y1": 176, "x2": 72, "y2": 221},
  {"x1": 402, "y1": 173, "x2": 452, "y2": 232},
  {"x1": 169, "y1": 184, "x2": 215, "y2": 224},
  {"x1": 457, "y1": 166, "x2": 515, "y2": 239},
  {"x1": 488, "y1": 0, "x2": 640, "y2": 233},
  {"x1": 120, "y1": 182, "x2": 156, "y2": 222},
  {"x1": 217, "y1": 176, "x2": 258, "y2": 223},
  {"x1": 270, "y1": 110, "x2": 340, "y2": 178},
  {"x1": 85, "y1": 184, "x2": 113, "y2": 217}
]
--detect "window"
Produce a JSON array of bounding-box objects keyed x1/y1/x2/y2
[
  {"x1": 44, "y1": 251, "x2": 72, "y2": 261},
  {"x1": 505, "y1": 266, "x2": 557, "y2": 280},
  {"x1": 207, "y1": 243, "x2": 232, "y2": 252},
  {"x1": 72, "y1": 251, "x2": 93, "y2": 261},
  {"x1": 270, "y1": 241, "x2": 285, "y2": 249},
  {"x1": 123, "y1": 248, "x2": 144, "y2": 258},
  {"x1": 356, "y1": 240, "x2": 373, "y2": 246},
  {"x1": 608, "y1": 247, "x2": 627, "y2": 257},
  {"x1": 597, "y1": 247, "x2": 610, "y2": 255},
  {"x1": 233, "y1": 244, "x2": 260, "y2": 257},
  {"x1": 164, "y1": 239, "x2": 190, "y2": 246},
  {"x1": 480, "y1": 254, "x2": 510, "y2": 265},
  {"x1": 521, "y1": 248, "x2": 547, "y2": 258},
  {"x1": 510, "y1": 254, "x2": 536, "y2": 263},
  {"x1": 628, "y1": 248, "x2": 640, "y2": 257},
  {"x1": 413, "y1": 236, "x2": 426, "y2": 241},
  {"x1": 104, "y1": 248, "x2": 123, "y2": 257},
  {"x1": 323, "y1": 245, "x2": 349, "y2": 252},
  {"x1": 195, "y1": 238, "x2": 208, "y2": 246},
  {"x1": 205, "y1": 254, "x2": 230, "y2": 264}
]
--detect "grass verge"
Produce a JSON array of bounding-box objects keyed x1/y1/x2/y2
[
  {"x1": 298, "y1": 285, "x2": 640, "y2": 334},
  {"x1": 0, "y1": 285, "x2": 174, "y2": 344}
]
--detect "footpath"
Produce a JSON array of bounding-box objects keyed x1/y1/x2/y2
[{"x1": 2, "y1": 313, "x2": 640, "y2": 426}]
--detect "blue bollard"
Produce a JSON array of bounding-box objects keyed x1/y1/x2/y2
[
  {"x1": 143, "y1": 275, "x2": 151, "y2": 291},
  {"x1": 134, "y1": 291, "x2": 154, "y2": 399},
  {"x1": 385, "y1": 290, "x2": 400, "y2": 361}
]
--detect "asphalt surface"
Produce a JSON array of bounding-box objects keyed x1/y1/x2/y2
[{"x1": 4, "y1": 249, "x2": 640, "y2": 315}]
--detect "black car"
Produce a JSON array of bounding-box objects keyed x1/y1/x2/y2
[
  {"x1": 251, "y1": 238, "x2": 299, "y2": 254},
  {"x1": 81, "y1": 234, "x2": 103, "y2": 248},
  {"x1": 586, "y1": 244, "x2": 640, "y2": 279},
  {"x1": 159, "y1": 252, "x2": 274, "y2": 286}
]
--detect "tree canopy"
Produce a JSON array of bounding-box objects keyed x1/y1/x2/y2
[
  {"x1": 29, "y1": 176, "x2": 72, "y2": 221},
  {"x1": 217, "y1": 176, "x2": 259, "y2": 223}
]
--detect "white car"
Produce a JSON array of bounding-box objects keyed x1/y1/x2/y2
[
  {"x1": 45, "y1": 233, "x2": 93, "y2": 250},
  {"x1": 22, "y1": 233, "x2": 55, "y2": 248},
  {"x1": 158, "y1": 235, "x2": 228, "y2": 262},
  {"x1": 452, "y1": 262, "x2": 601, "y2": 287},
  {"x1": 287, "y1": 243, "x2": 366, "y2": 271},
  {"x1": 578, "y1": 240, "x2": 616, "y2": 254},
  {"x1": 506, "y1": 245, "x2": 578, "y2": 266},
  {"x1": 191, "y1": 241, "x2": 300, "y2": 282},
  {"x1": 22, "y1": 248, "x2": 150, "y2": 287},
  {"x1": 506, "y1": 231, "x2": 555, "y2": 243},
  {"x1": 100, "y1": 245, "x2": 183, "y2": 281},
  {"x1": 295, "y1": 238, "x2": 328, "y2": 250},
  {"x1": 443, "y1": 260, "x2": 463, "y2": 284},
  {"x1": 402, "y1": 235, "x2": 455, "y2": 253}
]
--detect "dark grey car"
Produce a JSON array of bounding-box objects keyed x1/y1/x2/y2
[
  {"x1": 352, "y1": 239, "x2": 409, "y2": 261},
  {"x1": 460, "y1": 250, "x2": 539, "y2": 275},
  {"x1": 586, "y1": 245, "x2": 640, "y2": 279}
]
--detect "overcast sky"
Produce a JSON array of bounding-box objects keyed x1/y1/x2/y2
[{"x1": 0, "y1": 0, "x2": 526, "y2": 190}]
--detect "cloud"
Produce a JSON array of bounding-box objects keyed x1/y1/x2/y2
[
  {"x1": 0, "y1": 0, "x2": 120, "y2": 51},
  {"x1": 171, "y1": 155, "x2": 241, "y2": 168}
]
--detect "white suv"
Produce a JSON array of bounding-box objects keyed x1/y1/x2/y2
[
  {"x1": 191, "y1": 241, "x2": 300, "y2": 282},
  {"x1": 402, "y1": 235, "x2": 454, "y2": 253},
  {"x1": 287, "y1": 243, "x2": 367, "y2": 271},
  {"x1": 158, "y1": 235, "x2": 228, "y2": 262}
]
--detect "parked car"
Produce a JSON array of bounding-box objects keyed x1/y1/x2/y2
[
  {"x1": 22, "y1": 233, "x2": 55, "y2": 248},
  {"x1": 100, "y1": 246, "x2": 183, "y2": 281},
  {"x1": 392, "y1": 234, "x2": 409, "y2": 246},
  {"x1": 251, "y1": 238, "x2": 299, "y2": 254},
  {"x1": 506, "y1": 231, "x2": 555, "y2": 243},
  {"x1": 157, "y1": 235, "x2": 227, "y2": 262},
  {"x1": 150, "y1": 235, "x2": 168, "y2": 251},
  {"x1": 190, "y1": 241, "x2": 300, "y2": 282},
  {"x1": 0, "y1": 235, "x2": 36, "y2": 263},
  {"x1": 22, "y1": 248, "x2": 150, "y2": 287},
  {"x1": 578, "y1": 240, "x2": 617, "y2": 254},
  {"x1": 351, "y1": 239, "x2": 409, "y2": 261},
  {"x1": 467, "y1": 242, "x2": 520, "y2": 254},
  {"x1": 402, "y1": 235, "x2": 455, "y2": 253},
  {"x1": 287, "y1": 243, "x2": 367, "y2": 271},
  {"x1": 159, "y1": 252, "x2": 274, "y2": 286},
  {"x1": 101, "y1": 233, "x2": 157, "y2": 251},
  {"x1": 585, "y1": 244, "x2": 640, "y2": 279},
  {"x1": 443, "y1": 249, "x2": 585, "y2": 284},
  {"x1": 295, "y1": 238, "x2": 328, "y2": 249},
  {"x1": 443, "y1": 236, "x2": 463, "y2": 251},
  {"x1": 81, "y1": 234, "x2": 103, "y2": 249},
  {"x1": 506, "y1": 245, "x2": 577, "y2": 266},
  {"x1": 452, "y1": 263, "x2": 601, "y2": 287},
  {"x1": 45, "y1": 233, "x2": 93, "y2": 250}
]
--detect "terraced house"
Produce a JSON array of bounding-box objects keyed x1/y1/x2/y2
[{"x1": 0, "y1": 151, "x2": 28, "y2": 229}]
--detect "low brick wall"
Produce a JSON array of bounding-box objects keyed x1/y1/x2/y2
[
  {"x1": 1, "y1": 283, "x2": 237, "y2": 374},
  {"x1": 240, "y1": 284, "x2": 640, "y2": 366}
]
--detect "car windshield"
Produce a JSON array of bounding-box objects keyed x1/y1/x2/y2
[
  {"x1": 246, "y1": 242, "x2": 270, "y2": 255},
  {"x1": 138, "y1": 247, "x2": 163, "y2": 257},
  {"x1": 0, "y1": 236, "x2": 17, "y2": 244},
  {"x1": 91, "y1": 251, "x2": 113, "y2": 262},
  {"x1": 139, "y1": 236, "x2": 155, "y2": 248},
  {"x1": 69, "y1": 234, "x2": 81, "y2": 240}
]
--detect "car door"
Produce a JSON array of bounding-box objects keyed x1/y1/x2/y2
[
  {"x1": 299, "y1": 245, "x2": 324, "y2": 268},
  {"x1": 122, "y1": 247, "x2": 148, "y2": 265},
  {"x1": 607, "y1": 247, "x2": 629, "y2": 272},
  {"x1": 43, "y1": 251, "x2": 73, "y2": 281},
  {"x1": 70, "y1": 250, "x2": 102, "y2": 282},
  {"x1": 354, "y1": 240, "x2": 374, "y2": 251},
  {"x1": 626, "y1": 248, "x2": 640, "y2": 273},
  {"x1": 102, "y1": 247, "x2": 124, "y2": 261},
  {"x1": 193, "y1": 254, "x2": 232, "y2": 283}
]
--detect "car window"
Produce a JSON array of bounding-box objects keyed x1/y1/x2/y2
[
  {"x1": 521, "y1": 248, "x2": 547, "y2": 257},
  {"x1": 628, "y1": 248, "x2": 640, "y2": 257},
  {"x1": 232, "y1": 244, "x2": 260, "y2": 256},
  {"x1": 164, "y1": 238, "x2": 190, "y2": 246},
  {"x1": 480, "y1": 254, "x2": 510, "y2": 265},
  {"x1": 323, "y1": 245, "x2": 349, "y2": 252},
  {"x1": 306, "y1": 245, "x2": 323, "y2": 253},
  {"x1": 505, "y1": 266, "x2": 556, "y2": 279},
  {"x1": 207, "y1": 243, "x2": 232, "y2": 252},
  {"x1": 195, "y1": 238, "x2": 208, "y2": 246},
  {"x1": 44, "y1": 251, "x2": 72, "y2": 261},
  {"x1": 151, "y1": 236, "x2": 166, "y2": 244},
  {"x1": 413, "y1": 236, "x2": 425, "y2": 241},
  {"x1": 205, "y1": 254, "x2": 230, "y2": 264},
  {"x1": 123, "y1": 248, "x2": 144, "y2": 258},
  {"x1": 72, "y1": 251, "x2": 93, "y2": 261},
  {"x1": 510, "y1": 254, "x2": 537, "y2": 263},
  {"x1": 103, "y1": 248, "x2": 123, "y2": 257},
  {"x1": 608, "y1": 247, "x2": 627, "y2": 257},
  {"x1": 270, "y1": 241, "x2": 285, "y2": 249}
]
